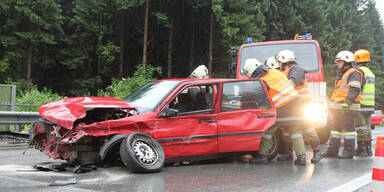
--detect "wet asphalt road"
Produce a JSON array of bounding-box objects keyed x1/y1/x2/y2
[{"x1": 0, "y1": 128, "x2": 382, "y2": 192}]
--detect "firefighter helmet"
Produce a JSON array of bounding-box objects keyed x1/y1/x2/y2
[
  {"x1": 191, "y1": 65, "x2": 209, "y2": 79},
  {"x1": 275, "y1": 50, "x2": 296, "y2": 63},
  {"x1": 354, "y1": 49, "x2": 371, "y2": 63},
  {"x1": 335, "y1": 51, "x2": 355, "y2": 63},
  {"x1": 243, "y1": 58, "x2": 263, "y2": 78},
  {"x1": 265, "y1": 57, "x2": 279, "y2": 69}
]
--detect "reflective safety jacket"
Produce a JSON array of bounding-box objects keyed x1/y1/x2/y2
[
  {"x1": 330, "y1": 68, "x2": 363, "y2": 111},
  {"x1": 261, "y1": 69, "x2": 299, "y2": 109},
  {"x1": 359, "y1": 66, "x2": 375, "y2": 111},
  {"x1": 283, "y1": 66, "x2": 311, "y2": 102}
]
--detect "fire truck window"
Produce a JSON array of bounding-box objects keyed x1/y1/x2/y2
[{"x1": 221, "y1": 80, "x2": 271, "y2": 112}]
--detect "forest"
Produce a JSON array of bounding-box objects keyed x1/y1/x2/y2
[{"x1": 1, "y1": 0, "x2": 384, "y2": 107}]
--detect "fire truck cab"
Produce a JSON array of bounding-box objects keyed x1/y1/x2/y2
[{"x1": 233, "y1": 34, "x2": 330, "y2": 143}]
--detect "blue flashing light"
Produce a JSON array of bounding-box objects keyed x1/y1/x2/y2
[
  {"x1": 305, "y1": 33, "x2": 312, "y2": 40},
  {"x1": 246, "y1": 37, "x2": 252, "y2": 44}
]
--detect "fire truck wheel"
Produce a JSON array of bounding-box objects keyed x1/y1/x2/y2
[{"x1": 120, "y1": 133, "x2": 165, "y2": 173}]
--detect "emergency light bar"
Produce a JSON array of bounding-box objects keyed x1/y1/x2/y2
[{"x1": 294, "y1": 33, "x2": 312, "y2": 40}]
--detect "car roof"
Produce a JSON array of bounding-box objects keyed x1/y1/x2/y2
[{"x1": 155, "y1": 78, "x2": 260, "y2": 84}]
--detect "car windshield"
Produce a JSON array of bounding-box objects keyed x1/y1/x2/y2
[
  {"x1": 239, "y1": 42, "x2": 319, "y2": 75},
  {"x1": 124, "y1": 81, "x2": 179, "y2": 113}
]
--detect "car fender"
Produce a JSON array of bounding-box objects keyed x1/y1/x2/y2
[{"x1": 99, "y1": 134, "x2": 128, "y2": 161}]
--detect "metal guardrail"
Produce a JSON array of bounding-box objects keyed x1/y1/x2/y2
[{"x1": 0, "y1": 111, "x2": 41, "y2": 125}]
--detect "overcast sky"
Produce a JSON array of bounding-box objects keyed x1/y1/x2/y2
[{"x1": 375, "y1": 0, "x2": 384, "y2": 23}]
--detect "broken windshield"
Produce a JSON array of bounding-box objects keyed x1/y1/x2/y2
[{"x1": 239, "y1": 42, "x2": 319, "y2": 75}]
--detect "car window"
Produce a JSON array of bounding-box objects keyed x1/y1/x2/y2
[
  {"x1": 169, "y1": 84, "x2": 215, "y2": 114},
  {"x1": 221, "y1": 80, "x2": 271, "y2": 112}
]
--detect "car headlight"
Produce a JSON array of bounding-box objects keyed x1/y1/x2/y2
[{"x1": 303, "y1": 102, "x2": 327, "y2": 123}]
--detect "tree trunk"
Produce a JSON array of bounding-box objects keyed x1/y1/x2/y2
[
  {"x1": 189, "y1": 14, "x2": 195, "y2": 72},
  {"x1": 119, "y1": 12, "x2": 124, "y2": 78},
  {"x1": 167, "y1": 18, "x2": 173, "y2": 78},
  {"x1": 26, "y1": 42, "x2": 32, "y2": 92},
  {"x1": 208, "y1": 11, "x2": 214, "y2": 75},
  {"x1": 142, "y1": 0, "x2": 149, "y2": 73}
]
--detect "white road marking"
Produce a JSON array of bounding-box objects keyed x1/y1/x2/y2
[{"x1": 327, "y1": 172, "x2": 372, "y2": 192}]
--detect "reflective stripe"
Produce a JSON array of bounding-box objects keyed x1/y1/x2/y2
[
  {"x1": 329, "y1": 102, "x2": 360, "y2": 110},
  {"x1": 349, "y1": 81, "x2": 361, "y2": 87},
  {"x1": 371, "y1": 180, "x2": 384, "y2": 191},
  {"x1": 291, "y1": 133, "x2": 303, "y2": 139},
  {"x1": 361, "y1": 92, "x2": 374, "y2": 96},
  {"x1": 274, "y1": 90, "x2": 299, "y2": 108},
  {"x1": 373, "y1": 156, "x2": 384, "y2": 170},
  {"x1": 282, "y1": 132, "x2": 290, "y2": 136},
  {"x1": 360, "y1": 98, "x2": 374, "y2": 101},
  {"x1": 355, "y1": 125, "x2": 370, "y2": 131},
  {"x1": 331, "y1": 134, "x2": 342, "y2": 139},
  {"x1": 361, "y1": 107, "x2": 375, "y2": 111},
  {"x1": 344, "y1": 135, "x2": 356, "y2": 139},
  {"x1": 263, "y1": 134, "x2": 273, "y2": 139},
  {"x1": 272, "y1": 86, "x2": 296, "y2": 101},
  {"x1": 331, "y1": 131, "x2": 342, "y2": 135},
  {"x1": 342, "y1": 132, "x2": 356, "y2": 136}
]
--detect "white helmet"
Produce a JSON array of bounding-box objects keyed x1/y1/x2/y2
[
  {"x1": 192, "y1": 65, "x2": 209, "y2": 79},
  {"x1": 243, "y1": 58, "x2": 263, "y2": 78},
  {"x1": 265, "y1": 56, "x2": 279, "y2": 69},
  {"x1": 335, "y1": 51, "x2": 355, "y2": 63},
  {"x1": 275, "y1": 50, "x2": 295, "y2": 63}
]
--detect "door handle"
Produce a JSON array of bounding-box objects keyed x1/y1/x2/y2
[
  {"x1": 257, "y1": 114, "x2": 275, "y2": 118},
  {"x1": 199, "y1": 119, "x2": 216, "y2": 123}
]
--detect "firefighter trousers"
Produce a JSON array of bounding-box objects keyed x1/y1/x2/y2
[
  {"x1": 355, "y1": 112, "x2": 372, "y2": 142},
  {"x1": 259, "y1": 124, "x2": 305, "y2": 156},
  {"x1": 281, "y1": 127, "x2": 320, "y2": 150},
  {"x1": 327, "y1": 110, "x2": 358, "y2": 156}
]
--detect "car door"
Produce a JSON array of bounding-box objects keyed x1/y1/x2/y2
[
  {"x1": 217, "y1": 80, "x2": 276, "y2": 153},
  {"x1": 155, "y1": 83, "x2": 219, "y2": 159}
]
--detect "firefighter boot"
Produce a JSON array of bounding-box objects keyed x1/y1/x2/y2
[
  {"x1": 339, "y1": 138, "x2": 355, "y2": 159},
  {"x1": 311, "y1": 146, "x2": 322, "y2": 163},
  {"x1": 354, "y1": 141, "x2": 365, "y2": 156},
  {"x1": 322, "y1": 137, "x2": 340, "y2": 158},
  {"x1": 250, "y1": 155, "x2": 269, "y2": 164},
  {"x1": 367, "y1": 140, "x2": 373, "y2": 156},
  {"x1": 277, "y1": 141, "x2": 293, "y2": 161},
  {"x1": 294, "y1": 155, "x2": 306, "y2": 165}
]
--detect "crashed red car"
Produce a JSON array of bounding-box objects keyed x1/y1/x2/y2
[
  {"x1": 29, "y1": 78, "x2": 277, "y2": 173},
  {"x1": 371, "y1": 110, "x2": 384, "y2": 129}
]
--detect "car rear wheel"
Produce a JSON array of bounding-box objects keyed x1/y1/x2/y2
[
  {"x1": 120, "y1": 133, "x2": 165, "y2": 173},
  {"x1": 266, "y1": 132, "x2": 280, "y2": 160}
]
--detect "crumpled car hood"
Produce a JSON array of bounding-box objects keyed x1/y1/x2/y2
[{"x1": 39, "y1": 97, "x2": 134, "y2": 129}]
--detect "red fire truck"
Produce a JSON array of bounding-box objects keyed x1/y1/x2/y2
[{"x1": 232, "y1": 34, "x2": 330, "y2": 143}]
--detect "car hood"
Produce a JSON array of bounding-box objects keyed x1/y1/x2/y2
[{"x1": 39, "y1": 97, "x2": 134, "y2": 129}]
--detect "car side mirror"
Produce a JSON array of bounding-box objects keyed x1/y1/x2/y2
[{"x1": 159, "y1": 108, "x2": 178, "y2": 118}]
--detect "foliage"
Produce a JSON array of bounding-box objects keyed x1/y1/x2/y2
[
  {"x1": 16, "y1": 86, "x2": 63, "y2": 112},
  {"x1": 98, "y1": 64, "x2": 161, "y2": 99},
  {"x1": 0, "y1": 0, "x2": 384, "y2": 108}
]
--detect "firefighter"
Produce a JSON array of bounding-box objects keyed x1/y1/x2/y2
[
  {"x1": 275, "y1": 50, "x2": 322, "y2": 163},
  {"x1": 189, "y1": 65, "x2": 209, "y2": 79},
  {"x1": 243, "y1": 58, "x2": 307, "y2": 165},
  {"x1": 323, "y1": 51, "x2": 362, "y2": 159},
  {"x1": 265, "y1": 56, "x2": 280, "y2": 70},
  {"x1": 354, "y1": 49, "x2": 375, "y2": 156}
]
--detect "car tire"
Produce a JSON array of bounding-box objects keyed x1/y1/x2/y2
[
  {"x1": 266, "y1": 131, "x2": 281, "y2": 160},
  {"x1": 120, "y1": 133, "x2": 165, "y2": 173}
]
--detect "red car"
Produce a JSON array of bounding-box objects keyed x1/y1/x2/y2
[
  {"x1": 371, "y1": 110, "x2": 384, "y2": 129},
  {"x1": 29, "y1": 78, "x2": 277, "y2": 173}
]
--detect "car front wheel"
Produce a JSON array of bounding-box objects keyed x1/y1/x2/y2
[{"x1": 120, "y1": 133, "x2": 165, "y2": 173}]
